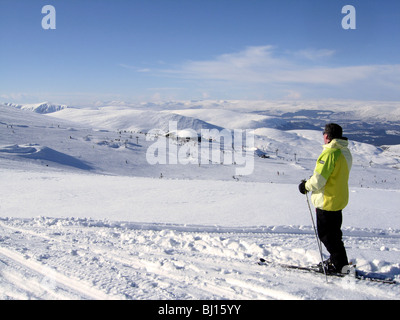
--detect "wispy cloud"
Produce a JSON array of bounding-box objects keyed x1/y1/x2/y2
[
  {"x1": 170, "y1": 46, "x2": 289, "y2": 83},
  {"x1": 119, "y1": 64, "x2": 151, "y2": 73},
  {"x1": 124, "y1": 45, "x2": 400, "y2": 100},
  {"x1": 162, "y1": 46, "x2": 397, "y2": 85},
  {"x1": 293, "y1": 48, "x2": 336, "y2": 61}
]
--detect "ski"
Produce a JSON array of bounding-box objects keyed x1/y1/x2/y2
[
  {"x1": 354, "y1": 269, "x2": 397, "y2": 284},
  {"x1": 258, "y1": 258, "x2": 397, "y2": 284}
]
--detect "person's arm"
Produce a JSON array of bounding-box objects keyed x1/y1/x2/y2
[{"x1": 305, "y1": 151, "x2": 335, "y2": 192}]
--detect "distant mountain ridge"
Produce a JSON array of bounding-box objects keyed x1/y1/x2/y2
[
  {"x1": 5, "y1": 102, "x2": 68, "y2": 114},
  {"x1": 3, "y1": 100, "x2": 400, "y2": 146}
]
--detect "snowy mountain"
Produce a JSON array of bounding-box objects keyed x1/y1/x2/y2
[
  {"x1": 0, "y1": 100, "x2": 399, "y2": 300},
  {"x1": 49, "y1": 106, "x2": 224, "y2": 133},
  {"x1": 5, "y1": 102, "x2": 68, "y2": 114}
]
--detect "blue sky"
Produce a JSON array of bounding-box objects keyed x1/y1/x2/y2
[{"x1": 1, "y1": 0, "x2": 400, "y2": 105}]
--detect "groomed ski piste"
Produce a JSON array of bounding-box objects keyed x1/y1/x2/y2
[{"x1": 0, "y1": 100, "x2": 399, "y2": 300}]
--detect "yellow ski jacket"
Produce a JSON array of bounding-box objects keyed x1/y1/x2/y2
[{"x1": 305, "y1": 139, "x2": 352, "y2": 211}]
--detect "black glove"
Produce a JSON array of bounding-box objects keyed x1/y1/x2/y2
[{"x1": 298, "y1": 180, "x2": 307, "y2": 194}]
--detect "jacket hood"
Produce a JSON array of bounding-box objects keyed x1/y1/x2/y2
[{"x1": 324, "y1": 138, "x2": 349, "y2": 150}]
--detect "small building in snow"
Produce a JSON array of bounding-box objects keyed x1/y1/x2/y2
[{"x1": 165, "y1": 130, "x2": 201, "y2": 143}]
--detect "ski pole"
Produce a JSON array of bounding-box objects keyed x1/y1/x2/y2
[{"x1": 306, "y1": 192, "x2": 328, "y2": 282}]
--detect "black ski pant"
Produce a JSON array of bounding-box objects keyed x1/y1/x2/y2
[{"x1": 316, "y1": 208, "x2": 348, "y2": 271}]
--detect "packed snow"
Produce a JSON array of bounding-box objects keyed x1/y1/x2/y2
[{"x1": 0, "y1": 100, "x2": 399, "y2": 300}]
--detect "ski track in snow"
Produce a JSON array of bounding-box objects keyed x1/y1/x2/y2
[{"x1": 0, "y1": 217, "x2": 398, "y2": 300}]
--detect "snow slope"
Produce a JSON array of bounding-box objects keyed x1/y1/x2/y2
[
  {"x1": 0, "y1": 101, "x2": 399, "y2": 300},
  {"x1": 1, "y1": 215, "x2": 399, "y2": 300}
]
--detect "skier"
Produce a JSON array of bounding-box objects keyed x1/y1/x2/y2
[{"x1": 298, "y1": 123, "x2": 352, "y2": 274}]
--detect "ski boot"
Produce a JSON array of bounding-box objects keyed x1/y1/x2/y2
[
  {"x1": 340, "y1": 263, "x2": 356, "y2": 276},
  {"x1": 315, "y1": 258, "x2": 337, "y2": 274}
]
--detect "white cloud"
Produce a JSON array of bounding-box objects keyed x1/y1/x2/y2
[
  {"x1": 170, "y1": 46, "x2": 389, "y2": 84},
  {"x1": 152, "y1": 45, "x2": 400, "y2": 99},
  {"x1": 119, "y1": 63, "x2": 137, "y2": 70},
  {"x1": 276, "y1": 65, "x2": 378, "y2": 85},
  {"x1": 173, "y1": 45, "x2": 290, "y2": 83},
  {"x1": 285, "y1": 91, "x2": 302, "y2": 99},
  {"x1": 119, "y1": 64, "x2": 151, "y2": 72},
  {"x1": 293, "y1": 48, "x2": 336, "y2": 61},
  {"x1": 117, "y1": 45, "x2": 400, "y2": 100}
]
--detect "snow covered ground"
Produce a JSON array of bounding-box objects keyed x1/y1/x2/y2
[{"x1": 0, "y1": 100, "x2": 399, "y2": 300}]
